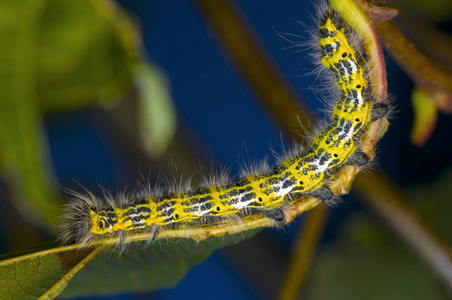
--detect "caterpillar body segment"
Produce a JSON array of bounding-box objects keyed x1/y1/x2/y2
[
  {"x1": 319, "y1": 8, "x2": 374, "y2": 138},
  {"x1": 61, "y1": 6, "x2": 388, "y2": 248}
]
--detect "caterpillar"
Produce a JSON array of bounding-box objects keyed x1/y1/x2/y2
[{"x1": 60, "y1": 6, "x2": 389, "y2": 248}]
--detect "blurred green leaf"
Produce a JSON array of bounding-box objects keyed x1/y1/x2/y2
[
  {"x1": 0, "y1": 0, "x2": 176, "y2": 227},
  {"x1": 304, "y1": 171, "x2": 452, "y2": 300},
  {"x1": 410, "y1": 88, "x2": 437, "y2": 147},
  {"x1": 135, "y1": 63, "x2": 177, "y2": 158},
  {"x1": 0, "y1": 0, "x2": 62, "y2": 226},
  {"x1": 36, "y1": 0, "x2": 139, "y2": 112}
]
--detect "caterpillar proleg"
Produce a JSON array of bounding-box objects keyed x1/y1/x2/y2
[{"x1": 60, "y1": 5, "x2": 389, "y2": 249}]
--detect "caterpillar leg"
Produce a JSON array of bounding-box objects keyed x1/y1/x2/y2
[
  {"x1": 310, "y1": 186, "x2": 337, "y2": 205},
  {"x1": 263, "y1": 207, "x2": 287, "y2": 227},
  {"x1": 371, "y1": 102, "x2": 391, "y2": 121},
  {"x1": 347, "y1": 149, "x2": 370, "y2": 167}
]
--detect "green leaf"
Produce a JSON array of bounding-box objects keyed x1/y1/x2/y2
[
  {"x1": 134, "y1": 63, "x2": 177, "y2": 158},
  {"x1": 36, "y1": 0, "x2": 139, "y2": 112},
  {"x1": 410, "y1": 88, "x2": 437, "y2": 147},
  {"x1": 0, "y1": 230, "x2": 260, "y2": 299},
  {"x1": 0, "y1": 245, "x2": 102, "y2": 300},
  {"x1": 0, "y1": 0, "x2": 62, "y2": 225},
  {"x1": 62, "y1": 230, "x2": 260, "y2": 298}
]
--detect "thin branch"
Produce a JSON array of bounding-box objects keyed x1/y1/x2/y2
[
  {"x1": 278, "y1": 206, "x2": 330, "y2": 300},
  {"x1": 376, "y1": 20, "x2": 452, "y2": 113}
]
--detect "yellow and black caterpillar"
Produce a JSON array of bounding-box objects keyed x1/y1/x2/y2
[{"x1": 61, "y1": 7, "x2": 389, "y2": 247}]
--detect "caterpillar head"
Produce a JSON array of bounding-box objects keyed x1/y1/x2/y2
[{"x1": 89, "y1": 210, "x2": 114, "y2": 235}]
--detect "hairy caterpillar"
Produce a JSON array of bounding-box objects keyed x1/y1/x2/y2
[{"x1": 60, "y1": 7, "x2": 389, "y2": 248}]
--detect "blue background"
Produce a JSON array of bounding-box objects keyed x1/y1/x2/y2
[{"x1": 37, "y1": 0, "x2": 452, "y2": 299}]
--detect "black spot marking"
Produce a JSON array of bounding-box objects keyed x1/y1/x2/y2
[
  {"x1": 200, "y1": 203, "x2": 213, "y2": 211},
  {"x1": 319, "y1": 28, "x2": 337, "y2": 39},
  {"x1": 98, "y1": 220, "x2": 105, "y2": 229},
  {"x1": 240, "y1": 193, "x2": 256, "y2": 203}
]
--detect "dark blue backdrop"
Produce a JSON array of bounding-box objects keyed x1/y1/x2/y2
[{"x1": 42, "y1": 0, "x2": 452, "y2": 299}]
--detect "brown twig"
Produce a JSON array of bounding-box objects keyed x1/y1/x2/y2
[
  {"x1": 278, "y1": 206, "x2": 330, "y2": 300},
  {"x1": 376, "y1": 20, "x2": 452, "y2": 113}
]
